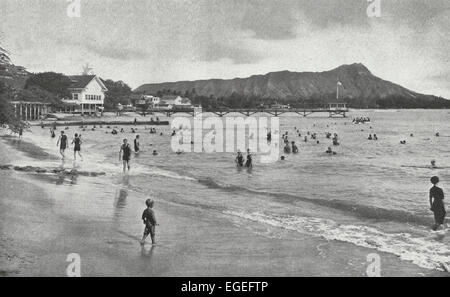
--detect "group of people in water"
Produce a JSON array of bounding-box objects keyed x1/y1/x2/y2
[
  {"x1": 235, "y1": 149, "x2": 252, "y2": 168},
  {"x1": 352, "y1": 117, "x2": 371, "y2": 124},
  {"x1": 367, "y1": 134, "x2": 378, "y2": 140},
  {"x1": 54, "y1": 130, "x2": 83, "y2": 161}
]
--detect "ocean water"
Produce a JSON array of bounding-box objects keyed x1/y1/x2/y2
[{"x1": 21, "y1": 109, "x2": 450, "y2": 272}]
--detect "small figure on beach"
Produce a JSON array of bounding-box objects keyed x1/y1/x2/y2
[
  {"x1": 119, "y1": 138, "x2": 131, "y2": 173},
  {"x1": 134, "y1": 135, "x2": 140, "y2": 153},
  {"x1": 431, "y1": 160, "x2": 437, "y2": 169},
  {"x1": 72, "y1": 133, "x2": 83, "y2": 161},
  {"x1": 429, "y1": 176, "x2": 446, "y2": 231},
  {"x1": 57, "y1": 131, "x2": 68, "y2": 159},
  {"x1": 134, "y1": 118, "x2": 137, "y2": 125},
  {"x1": 368, "y1": 134, "x2": 373, "y2": 140},
  {"x1": 152, "y1": 150, "x2": 158, "y2": 156},
  {"x1": 18, "y1": 126, "x2": 23, "y2": 139},
  {"x1": 140, "y1": 199, "x2": 158, "y2": 245},
  {"x1": 267, "y1": 131, "x2": 272, "y2": 142},
  {"x1": 50, "y1": 128, "x2": 56, "y2": 138}
]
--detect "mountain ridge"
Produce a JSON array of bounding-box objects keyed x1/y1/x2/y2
[{"x1": 135, "y1": 63, "x2": 449, "y2": 108}]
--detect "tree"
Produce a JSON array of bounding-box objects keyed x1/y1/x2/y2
[
  {"x1": 102, "y1": 79, "x2": 132, "y2": 110},
  {"x1": 25, "y1": 72, "x2": 71, "y2": 98},
  {"x1": 16, "y1": 85, "x2": 59, "y2": 105},
  {"x1": 0, "y1": 82, "x2": 21, "y2": 129},
  {"x1": 0, "y1": 45, "x2": 11, "y2": 65}
]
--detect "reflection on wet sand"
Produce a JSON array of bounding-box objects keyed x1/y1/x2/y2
[
  {"x1": 113, "y1": 175, "x2": 130, "y2": 221},
  {"x1": 141, "y1": 244, "x2": 156, "y2": 259}
]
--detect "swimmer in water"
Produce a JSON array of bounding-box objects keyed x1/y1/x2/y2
[
  {"x1": 119, "y1": 138, "x2": 131, "y2": 173},
  {"x1": 235, "y1": 151, "x2": 244, "y2": 167},
  {"x1": 245, "y1": 149, "x2": 253, "y2": 168},
  {"x1": 284, "y1": 143, "x2": 291, "y2": 154},
  {"x1": 57, "y1": 131, "x2": 68, "y2": 159},
  {"x1": 152, "y1": 150, "x2": 158, "y2": 156},
  {"x1": 429, "y1": 176, "x2": 446, "y2": 231},
  {"x1": 134, "y1": 135, "x2": 140, "y2": 153},
  {"x1": 291, "y1": 141, "x2": 298, "y2": 154},
  {"x1": 71, "y1": 133, "x2": 83, "y2": 161},
  {"x1": 431, "y1": 160, "x2": 437, "y2": 168},
  {"x1": 326, "y1": 147, "x2": 336, "y2": 155}
]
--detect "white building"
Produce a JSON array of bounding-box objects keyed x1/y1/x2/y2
[
  {"x1": 62, "y1": 75, "x2": 108, "y2": 114},
  {"x1": 159, "y1": 95, "x2": 191, "y2": 109}
]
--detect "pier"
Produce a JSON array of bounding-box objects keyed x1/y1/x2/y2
[{"x1": 144, "y1": 103, "x2": 349, "y2": 118}]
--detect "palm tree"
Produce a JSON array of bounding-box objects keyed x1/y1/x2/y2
[{"x1": 0, "y1": 45, "x2": 11, "y2": 65}]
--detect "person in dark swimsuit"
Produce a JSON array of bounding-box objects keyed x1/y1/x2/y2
[
  {"x1": 291, "y1": 141, "x2": 298, "y2": 153},
  {"x1": 134, "y1": 135, "x2": 140, "y2": 153},
  {"x1": 57, "y1": 131, "x2": 68, "y2": 159},
  {"x1": 119, "y1": 138, "x2": 131, "y2": 172},
  {"x1": 72, "y1": 133, "x2": 83, "y2": 161},
  {"x1": 245, "y1": 149, "x2": 253, "y2": 168},
  {"x1": 235, "y1": 151, "x2": 244, "y2": 167},
  {"x1": 429, "y1": 176, "x2": 446, "y2": 231},
  {"x1": 140, "y1": 199, "x2": 158, "y2": 245}
]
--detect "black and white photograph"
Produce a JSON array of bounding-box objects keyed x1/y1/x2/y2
[{"x1": 0, "y1": 0, "x2": 449, "y2": 282}]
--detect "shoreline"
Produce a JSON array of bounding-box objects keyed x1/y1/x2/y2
[{"x1": 0, "y1": 131, "x2": 446, "y2": 276}]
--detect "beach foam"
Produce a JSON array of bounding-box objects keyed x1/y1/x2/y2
[{"x1": 225, "y1": 210, "x2": 450, "y2": 271}]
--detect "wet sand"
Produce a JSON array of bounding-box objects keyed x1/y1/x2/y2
[{"x1": 0, "y1": 133, "x2": 445, "y2": 276}]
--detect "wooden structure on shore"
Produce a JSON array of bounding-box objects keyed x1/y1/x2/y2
[
  {"x1": 10, "y1": 101, "x2": 52, "y2": 121},
  {"x1": 39, "y1": 119, "x2": 169, "y2": 127},
  {"x1": 144, "y1": 103, "x2": 349, "y2": 118}
]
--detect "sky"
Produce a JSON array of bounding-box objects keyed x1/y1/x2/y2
[{"x1": 0, "y1": 0, "x2": 449, "y2": 97}]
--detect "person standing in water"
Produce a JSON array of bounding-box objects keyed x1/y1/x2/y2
[
  {"x1": 245, "y1": 149, "x2": 253, "y2": 168},
  {"x1": 235, "y1": 151, "x2": 244, "y2": 167},
  {"x1": 119, "y1": 138, "x2": 131, "y2": 172},
  {"x1": 57, "y1": 131, "x2": 68, "y2": 159},
  {"x1": 72, "y1": 133, "x2": 83, "y2": 161},
  {"x1": 429, "y1": 176, "x2": 446, "y2": 231},
  {"x1": 134, "y1": 135, "x2": 140, "y2": 153},
  {"x1": 141, "y1": 199, "x2": 158, "y2": 245}
]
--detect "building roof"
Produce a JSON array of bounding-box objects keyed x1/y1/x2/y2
[
  {"x1": 68, "y1": 75, "x2": 96, "y2": 89},
  {"x1": 68, "y1": 75, "x2": 108, "y2": 91}
]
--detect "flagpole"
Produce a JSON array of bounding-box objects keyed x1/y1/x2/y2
[{"x1": 336, "y1": 81, "x2": 339, "y2": 101}]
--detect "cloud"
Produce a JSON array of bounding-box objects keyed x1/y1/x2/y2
[
  {"x1": 75, "y1": 41, "x2": 150, "y2": 61},
  {"x1": 1, "y1": 0, "x2": 449, "y2": 97},
  {"x1": 198, "y1": 42, "x2": 262, "y2": 64}
]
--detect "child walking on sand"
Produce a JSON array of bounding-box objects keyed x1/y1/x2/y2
[
  {"x1": 429, "y1": 176, "x2": 446, "y2": 231},
  {"x1": 141, "y1": 199, "x2": 158, "y2": 245}
]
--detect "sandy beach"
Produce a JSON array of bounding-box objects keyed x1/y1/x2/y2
[{"x1": 0, "y1": 118, "x2": 446, "y2": 277}]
